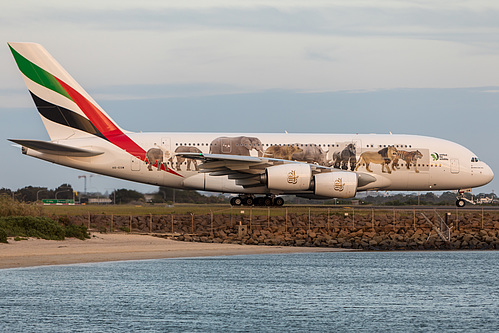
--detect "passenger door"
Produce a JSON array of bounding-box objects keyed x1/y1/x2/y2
[{"x1": 450, "y1": 159, "x2": 459, "y2": 174}]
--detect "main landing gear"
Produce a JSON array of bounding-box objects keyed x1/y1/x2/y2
[{"x1": 230, "y1": 195, "x2": 284, "y2": 207}]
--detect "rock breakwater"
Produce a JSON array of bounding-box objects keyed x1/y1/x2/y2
[{"x1": 66, "y1": 208, "x2": 499, "y2": 250}]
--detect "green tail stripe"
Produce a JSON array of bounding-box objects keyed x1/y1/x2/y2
[{"x1": 9, "y1": 45, "x2": 73, "y2": 101}]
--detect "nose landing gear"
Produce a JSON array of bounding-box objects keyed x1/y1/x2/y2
[{"x1": 456, "y1": 189, "x2": 474, "y2": 207}]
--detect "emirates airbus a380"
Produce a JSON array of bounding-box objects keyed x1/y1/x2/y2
[{"x1": 7, "y1": 42, "x2": 494, "y2": 207}]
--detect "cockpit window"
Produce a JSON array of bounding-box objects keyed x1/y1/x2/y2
[{"x1": 471, "y1": 157, "x2": 479, "y2": 162}]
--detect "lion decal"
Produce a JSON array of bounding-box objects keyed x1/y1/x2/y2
[{"x1": 355, "y1": 146, "x2": 398, "y2": 174}]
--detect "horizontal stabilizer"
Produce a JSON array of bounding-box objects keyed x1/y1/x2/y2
[{"x1": 9, "y1": 139, "x2": 103, "y2": 157}]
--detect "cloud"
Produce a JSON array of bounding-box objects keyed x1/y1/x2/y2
[{"x1": 4, "y1": 1, "x2": 499, "y2": 43}]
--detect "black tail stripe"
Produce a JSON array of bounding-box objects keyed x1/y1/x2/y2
[{"x1": 29, "y1": 92, "x2": 108, "y2": 140}]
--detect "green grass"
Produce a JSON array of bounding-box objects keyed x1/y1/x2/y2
[{"x1": 40, "y1": 203, "x2": 486, "y2": 218}]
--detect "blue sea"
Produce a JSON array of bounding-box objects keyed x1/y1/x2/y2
[{"x1": 1, "y1": 252, "x2": 498, "y2": 332}]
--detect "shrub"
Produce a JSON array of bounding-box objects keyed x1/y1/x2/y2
[
  {"x1": 64, "y1": 224, "x2": 90, "y2": 240},
  {"x1": 0, "y1": 228, "x2": 7, "y2": 243},
  {"x1": 0, "y1": 216, "x2": 65, "y2": 240}
]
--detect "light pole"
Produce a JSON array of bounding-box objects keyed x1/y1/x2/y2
[
  {"x1": 55, "y1": 189, "x2": 71, "y2": 199},
  {"x1": 36, "y1": 188, "x2": 48, "y2": 202},
  {"x1": 159, "y1": 190, "x2": 167, "y2": 202},
  {"x1": 105, "y1": 188, "x2": 116, "y2": 204}
]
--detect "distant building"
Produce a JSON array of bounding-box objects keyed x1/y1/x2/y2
[{"x1": 88, "y1": 198, "x2": 112, "y2": 204}]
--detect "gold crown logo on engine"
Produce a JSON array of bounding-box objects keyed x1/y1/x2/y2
[
  {"x1": 334, "y1": 178, "x2": 345, "y2": 192},
  {"x1": 287, "y1": 170, "x2": 299, "y2": 184}
]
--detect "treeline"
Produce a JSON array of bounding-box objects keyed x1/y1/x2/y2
[
  {"x1": 359, "y1": 191, "x2": 497, "y2": 206},
  {"x1": 0, "y1": 184, "x2": 76, "y2": 202},
  {"x1": 282, "y1": 191, "x2": 497, "y2": 206},
  {"x1": 0, "y1": 184, "x2": 227, "y2": 205},
  {"x1": 2, "y1": 184, "x2": 496, "y2": 206},
  {"x1": 106, "y1": 187, "x2": 228, "y2": 204}
]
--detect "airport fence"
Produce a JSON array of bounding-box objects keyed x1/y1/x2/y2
[{"x1": 61, "y1": 206, "x2": 499, "y2": 236}]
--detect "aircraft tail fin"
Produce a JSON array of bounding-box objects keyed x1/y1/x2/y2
[{"x1": 8, "y1": 42, "x2": 126, "y2": 141}]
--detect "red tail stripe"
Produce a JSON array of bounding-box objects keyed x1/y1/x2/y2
[{"x1": 55, "y1": 77, "x2": 183, "y2": 178}]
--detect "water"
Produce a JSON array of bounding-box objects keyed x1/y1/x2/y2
[{"x1": 1, "y1": 252, "x2": 498, "y2": 332}]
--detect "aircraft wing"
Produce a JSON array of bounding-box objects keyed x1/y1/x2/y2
[
  {"x1": 9, "y1": 139, "x2": 104, "y2": 157},
  {"x1": 175, "y1": 152, "x2": 377, "y2": 188}
]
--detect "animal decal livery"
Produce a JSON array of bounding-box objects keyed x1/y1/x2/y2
[
  {"x1": 172, "y1": 146, "x2": 203, "y2": 171},
  {"x1": 392, "y1": 150, "x2": 424, "y2": 173},
  {"x1": 333, "y1": 143, "x2": 357, "y2": 171},
  {"x1": 7, "y1": 42, "x2": 493, "y2": 207},
  {"x1": 210, "y1": 136, "x2": 263, "y2": 156}
]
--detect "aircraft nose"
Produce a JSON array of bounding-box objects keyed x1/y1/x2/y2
[{"x1": 482, "y1": 162, "x2": 494, "y2": 185}]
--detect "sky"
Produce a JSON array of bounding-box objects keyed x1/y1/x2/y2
[{"x1": 1, "y1": 0, "x2": 498, "y2": 195}]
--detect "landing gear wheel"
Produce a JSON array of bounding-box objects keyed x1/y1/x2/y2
[
  {"x1": 456, "y1": 199, "x2": 465, "y2": 208},
  {"x1": 244, "y1": 197, "x2": 254, "y2": 206},
  {"x1": 254, "y1": 197, "x2": 265, "y2": 206},
  {"x1": 263, "y1": 197, "x2": 273, "y2": 206},
  {"x1": 274, "y1": 197, "x2": 284, "y2": 207},
  {"x1": 231, "y1": 197, "x2": 242, "y2": 206}
]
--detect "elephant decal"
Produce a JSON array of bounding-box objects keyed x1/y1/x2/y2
[
  {"x1": 291, "y1": 144, "x2": 328, "y2": 166},
  {"x1": 210, "y1": 136, "x2": 263, "y2": 157},
  {"x1": 171, "y1": 146, "x2": 202, "y2": 171},
  {"x1": 146, "y1": 148, "x2": 164, "y2": 171},
  {"x1": 333, "y1": 143, "x2": 357, "y2": 171}
]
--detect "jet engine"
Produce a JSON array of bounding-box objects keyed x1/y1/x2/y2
[
  {"x1": 265, "y1": 164, "x2": 312, "y2": 191},
  {"x1": 264, "y1": 164, "x2": 357, "y2": 198},
  {"x1": 314, "y1": 171, "x2": 357, "y2": 198}
]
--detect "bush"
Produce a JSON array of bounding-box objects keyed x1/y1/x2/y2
[
  {"x1": 0, "y1": 216, "x2": 65, "y2": 240},
  {"x1": 64, "y1": 224, "x2": 90, "y2": 240},
  {"x1": 0, "y1": 228, "x2": 7, "y2": 243}
]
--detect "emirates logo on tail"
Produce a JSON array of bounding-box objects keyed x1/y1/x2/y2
[{"x1": 287, "y1": 170, "x2": 299, "y2": 184}]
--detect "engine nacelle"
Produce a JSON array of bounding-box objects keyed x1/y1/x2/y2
[
  {"x1": 265, "y1": 164, "x2": 312, "y2": 191},
  {"x1": 314, "y1": 171, "x2": 357, "y2": 198}
]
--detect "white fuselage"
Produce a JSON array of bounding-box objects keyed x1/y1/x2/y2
[{"x1": 24, "y1": 132, "x2": 494, "y2": 195}]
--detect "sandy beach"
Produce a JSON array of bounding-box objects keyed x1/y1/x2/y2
[{"x1": 0, "y1": 233, "x2": 346, "y2": 269}]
